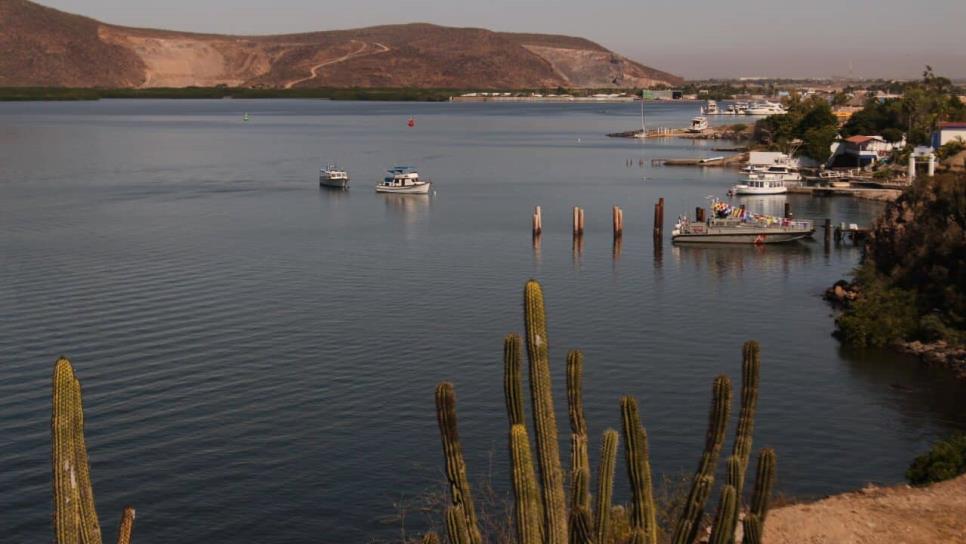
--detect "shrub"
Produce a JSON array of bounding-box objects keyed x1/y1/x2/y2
[
  {"x1": 834, "y1": 265, "x2": 920, "y2": 347},
  {"x1": 906, "y1": 434, "x2": 966, "y2": 485}
]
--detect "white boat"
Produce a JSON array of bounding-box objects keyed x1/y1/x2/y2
[
  {"x1": 702, "y1": 100, "x2": 721, "y2": 115},
  {"x1": 746, "y1": 101, "x2": 787, "y2": 115},
  {"x1": 687, "y1": 116, "x2": 709, "y2": 132},
  {"x1": 319, "y1": 163, "x2": 349, "y2": 189},
  {"x1": 376, "y1": 166, "x2": 431, "y2": 194},
  {"x1": 730, "y1": 177, "x2": 788, "y2": 196}
]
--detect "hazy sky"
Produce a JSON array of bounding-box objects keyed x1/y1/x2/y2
[{"x1": 38, "y1": 0, "x2": 966, "y2": 79}]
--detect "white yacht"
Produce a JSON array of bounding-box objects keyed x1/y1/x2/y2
[
  {"x1": 702, "y1": 100, "x2": 721, "y2": 115},
  {"x1": 730, "y1": 177, "x2": 788, "y2": 196},
  {"x1": 688, "y1": 116, "x2": 709, "y2": 132},
  {"x1": 746, "y1": 101, "x2": 787, "y2": 115},
  {"x1": 376, "y1": 166, "x2": 431, "y2": 194},
  {"x1": 727, "y1": 102, "x2": 749, "y2": 115},
  {"x1": 319, "y1": 163, "x2": 349, "y2": 189}
]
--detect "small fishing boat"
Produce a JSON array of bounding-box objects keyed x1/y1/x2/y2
[
  {"x1": 672, "y1": 200, "x2": 814, "y2": 244},
  {"x1": 376, "y1": 166, "x2": 431, "y2": 194},
  {"x1": 319, "y1": 163, "x2": 350, "y2": 189},
  {"x1": 688, "y1": 115, "x2": 709, "y2": 132}
]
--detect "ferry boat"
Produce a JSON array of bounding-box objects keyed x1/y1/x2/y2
[
  {"x1": 746, "y1": 101, "x2": 787, "y2": 115},
  {"x1": 688, "y1": 115, "x2": 709, "y2": 132},
  {"x1": 376, "y1": 166, "x2": 431, "y2": 194},
  {"x1": 319, "y1": 163, "x2": 350, "y2": 189},
  {"x1": 672, "y1": 200, "x2": 814, "y2": 244}
]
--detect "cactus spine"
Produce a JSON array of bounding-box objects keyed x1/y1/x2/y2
[
  {"x1": 620, "y1": 396, "x2": 657, "y2": 544},
  {"x1": 567, "y1": 350, "x2": 591, "y2": 516},
  {"x1": 523, "y1": 279, "x2": 567, "y2": 544},
  {"x1": 671, "y1": 375, "x2": 732, "y2": 544},
  {"x1": 707, "y1": 485, "x2": 737, "y2": 544},
  {"x1": 594, "y1": 429, "x2": 619, "y2": 544},
  {"x1": 115, "y1": 506, "x2": 135, "y2": 544},
  {"x1": 435, "y1": 383, "x2": 482, "y2": 544},
  {"x1": 504, "y1": 334, "x2": 525, "y2": 427},
  {"x1": 52, "y1": 357, "x2": 103, "y2": 544},
  {"x1": 510, "y1": 424, "x2": 544, "y2": 544},
  {"x1": 750, "y1": 448, "x2": 776, "y2": 522}
]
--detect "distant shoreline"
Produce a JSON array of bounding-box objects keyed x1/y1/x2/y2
[{"x1": 0, "y1": 87, "x2": 464, "y2": 102}]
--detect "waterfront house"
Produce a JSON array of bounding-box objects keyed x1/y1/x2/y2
[
  {"x1": 830, "y1": 135, "x2": 904, "y2": 168},
  {"x1": 931, "y1": 122, "x2": 966, "y2": 148}
]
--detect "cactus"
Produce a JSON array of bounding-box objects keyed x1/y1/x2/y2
[
  {"x1": 504, "y1": 334, "x2": 525, "y2": 427},
  {"x1": 115, "y1": 506, "x2": 135, "y2": 544},
  {"x1": 749, "y1": 449, "x2": 776, "y2": 522},
  {"x1": 523, "y1": 279, "x2": 568, "y2": 544},
  {"x1": 620, "y1": 396, "x2": 657, "y2": 544},
  {"x1": 52, "y1": 357, "x2": 103, "y2": 544},
  {"x1": 510, "y1": 424, "x2": 544, "y2": 544},
  {"x1": 446, "y1": 505, "x2": 471, "y2": 544},
  {"x1": 569, "y1": 507, "x2": 595, "y2": 544},
  {"x1": 741, "y1": 514, "x2": 762, "y2": 544},
  {"x1": 708, "y1": 485, "x2": 737, "y2": 544},
  {"x1": 567, "y1": 350, "x2": 591, "y2": 517},
  {"x1": 671, "y1": 375, "x2": 732, "y2": 544},
  {"x1": 594, "y1": 429, "x2": 619, "y2": 544},
  {"x1": 435, "y1": 383, "x2": 482, "y2": 544}
]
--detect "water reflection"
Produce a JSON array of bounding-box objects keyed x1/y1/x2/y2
[
  {"x1": 381, "y1": 194, "x2": 430, "y2": 223},
  {"x1": 672, "y1": 243, "x2": 814, "y2": 280},
  {"x1": 728, "y1": 194, "x2": 788, "y2": 217}
]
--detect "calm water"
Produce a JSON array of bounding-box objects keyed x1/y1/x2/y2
[{"x1": 2, "y1": 100, "x2": 965, "y2": 542}]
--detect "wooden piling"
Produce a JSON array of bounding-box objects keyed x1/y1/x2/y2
[
  {"x1": 823, "y1": 218, "x2": 831, "y2": 245},
  {"x1": 784, "y1": 202, "x2": 792, "y2": 219},
  {"x1": 653, "y1": 198, "x2": 664, "y2": 239},
  {"x1": 532, "y1": 206, "x2": 542, "y2": 237},
  {"x1": 612, "y1": 206, "x2": 624, "y2": 238}
]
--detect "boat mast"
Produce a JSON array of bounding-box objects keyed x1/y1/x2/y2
[{"x1": 640, "y1": 89, "x2": 646, "y2": 136}]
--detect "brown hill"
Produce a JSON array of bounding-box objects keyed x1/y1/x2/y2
[{"x1": 0, "y1": 0, "x2": 682, "y2": 89}]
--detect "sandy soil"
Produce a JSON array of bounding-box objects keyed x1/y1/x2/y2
[{"x1": 764, "y1": 474, "x2": 966, "y2": 544}]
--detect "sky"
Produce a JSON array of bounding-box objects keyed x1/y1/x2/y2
[{"x1": 38, "y1": 0, "x2": 966, "y2": 80}]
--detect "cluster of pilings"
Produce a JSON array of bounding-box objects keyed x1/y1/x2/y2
[{"x1": 532, "y1": 200, "x2": 667, "y2": 259}]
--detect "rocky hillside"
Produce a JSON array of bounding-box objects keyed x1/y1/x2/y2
[{"x1": 0, "y1": 0, "x2": 682, "y2": 89}]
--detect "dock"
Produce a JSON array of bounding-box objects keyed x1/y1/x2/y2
[{"x1": 787, "y1": 186, "x2": 901, "y2": 201}]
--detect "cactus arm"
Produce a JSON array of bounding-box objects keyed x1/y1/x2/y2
[
  {"x1": 620, "y1": 396, "x2": 657, "y2": 544},
  {"x1": 53, "y1": 358, "x2": 82, "y2": 544},
  {"x1": 742, "y1": 514, "x2": 762, "y2": 544},
  {"x1": 524, "y1": 279, "x2": 568, "y2": 544},
  {"x1": 569, "y1": 507, "x2": 595, "y2": 544},
  {"x1": 671, "y1": 375, "x2": 733, "y2": 544},
  {"x1": 567, "y1": 350, "x2": 592, "y2": 517},
  {"x1": 594, "y1": 429, "x2": 618, "y2": 544},
  {"x1": 445, "y1": 505, "x2": 471, "y2": 544},
  {"x1": 750, "y1": 448, "x2": 776, "y2": 522},
  {"x1": 115, "y1": 506, "x2": 135, "y2": 544},
  {"x1": 510, "y1": 424, "x2": 544, "y2": 544},
  {"x1": 708, "y1": 485, "x2": 738, "y2": 544},
  {"x1": 435, "y1": 383, "x2": 482, "y2": 544},
  {"x1": 504, "y1": 334, "x2": 525, "y2": 427}
]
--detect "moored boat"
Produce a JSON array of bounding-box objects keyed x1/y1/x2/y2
[
  {"x1": 672, "y1": 200, "x2": 814, "y2": 244},
  {"x1": 687, "y1": 115, "x2": 709, "y2": 132},
  {"x1": 376, "y1": 166, "x2": 431, "y2": 194},
  {"x1": 746, "y1": 101, "x2": 787, "y2": 115},
  {"x1": 319, "y1": 163, "x2": 350, "y2": 189}
]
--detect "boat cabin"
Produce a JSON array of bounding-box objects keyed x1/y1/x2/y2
[{"x1": 381, "y1": 166, "x2": 422, "y2": 187}]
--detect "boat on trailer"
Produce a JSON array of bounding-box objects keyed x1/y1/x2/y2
[{"x1": 672, "y1": 200, "x2": 814, "y2": 244}]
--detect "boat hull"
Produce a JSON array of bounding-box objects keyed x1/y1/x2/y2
[
  {"x1": 672, "y1": 228, "x2": 813, "y2": 244},
  {"x1": 319, "y1": 177, "x2": 349, "y2": 189},
  {"x1": 375, "y1": 182, "x2": 431, "y2": 194}
]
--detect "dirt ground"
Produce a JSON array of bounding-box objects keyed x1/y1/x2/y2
[{"x1": 764, "y1": 474, "x2": 966, "y2": 543}]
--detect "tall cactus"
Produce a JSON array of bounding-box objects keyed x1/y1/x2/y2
[
  {"x1": 510, "y1": 424, "x2": 544, "y2": 544},
  {"x1": 594, "y1": 429, "x2": 619, "y2": 544},
  {"x1": 504, "y1": 334, "x2": 525, "y2": 427},
  {"x1": 52, "y1": 357, "x2": 103, "y2": 544},
  {"x1": 732, "y1": 342, "x2": 760, "y2": 493},
  {"x1": 523, "y1": 279, "x2": 567, "y2": 544},
  {"x1": 620, "y1": 396, "x2": 657, "y2": 544},
  {"x1": 115, "y1": 506, "x2": 135, "y2": 544},
  {"x1": 435, "y1": 383, "x2": 482, "y2": 544},
  {"x1": 749, "y1": 448, "x2": 776, "y2": 522},
  {"x1": 671, "y1": 375, "x2": 732, "y2": 544},
  {"x1": 707, "y1": 485, "x2": 737, "y2": 544},
  {"x1": 567, "y1": 350, "x2": 591, "y2": 517}
]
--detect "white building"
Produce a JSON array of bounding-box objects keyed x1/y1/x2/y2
[{"x1": 932, "y1": 122, "x2": 966, "y2": 148}]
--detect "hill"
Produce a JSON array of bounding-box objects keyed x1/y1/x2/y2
[{"x1": 0, "y1": 0, "x2": 682, "y2": 89}]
